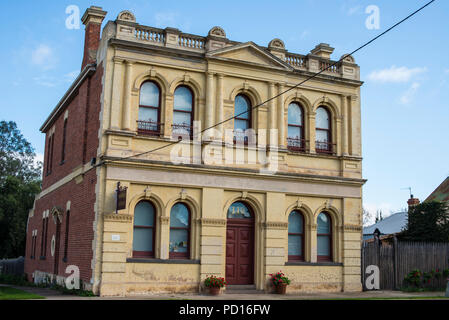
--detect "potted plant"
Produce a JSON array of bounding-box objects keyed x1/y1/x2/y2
[
  {"x1": 269, "y1": 271, "x2": 291, "y2": 294},
  {"x1": 204, "y1": 275, "x2": 226, "y2": 295}
]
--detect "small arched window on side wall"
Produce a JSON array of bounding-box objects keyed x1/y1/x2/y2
[
  {"x1": 287, "y1": 103, "x2": 305, "y2": 152},
  {"x1": 234, "y1": 94, "x2": 254, "y2": 145},
  {"x1": 169, "y1": 203, "x2": 191, "y2": 259},
  {"x1": 288, "y1": 210, "x2": 305, "y2": 261},
  {"x1": 133, "y1": 201, "x2": 156, "y2": 258},
  {"x1": 317, "y1": 212, "x2": 332, "y2": 262},
  {"x1": 315, "y1": 106, "x2": 332, "y2": 154},
  {"x1": 172, "y1": 86, "x2": 194, "y2": 140},
  {"x1": 138, "y1": 81, "x2": 161, "y2": 136}
]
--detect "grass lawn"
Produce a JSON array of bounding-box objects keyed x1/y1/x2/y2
[{"x1": 0, "y1": 286, "x2": 45, "y2": 300}]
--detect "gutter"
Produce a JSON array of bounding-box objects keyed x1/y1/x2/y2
[{"x1": 39, "y1": 63, "x2": 97, "y2": 133}]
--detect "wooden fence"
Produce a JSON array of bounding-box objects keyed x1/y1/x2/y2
[
  {"x1": 0, "y1": 257, "x2": 24, "y2": 276},
  {"x1": 362, "y1": 239, "x2": 449, "y2": 290}
]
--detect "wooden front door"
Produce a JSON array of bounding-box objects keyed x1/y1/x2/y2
[{"x1": 225, "y1": 202, "x2": 255, "y2": 285}]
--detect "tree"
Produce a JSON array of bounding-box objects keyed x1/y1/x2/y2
[
  {"x1": 398, "y1": 201, "x2": 449, "y2": 242},
  {"x1": 0, "y1": 121, "x2": 41, "y2": 258}
]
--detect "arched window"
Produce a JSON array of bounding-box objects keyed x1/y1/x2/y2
[
  {"x1": 315, "y1": 106, "x2": 332, "y2": 153},
  {"x1": 287, "y1": 102, "x2": 305, "y2": 151},
  {"x1": 133, "y1": 201, "x2": 156, "y2": 258},
  {"x1": 138, "y1": 81, "x2": 161, "y2": 136},
  {"x1": 288, "y1": 210, "x2": 305, "y2": 261},
  {"x1": 317, "y1": 212, "x2": 332, "y2": 261},
  {"x1": 169, "y1": 203, "x2": 190, "y2": 259},
  {"x1": 234, "y1": 94, "x2": 253, "y2": 144},
  {"x1": 173, "y1": 86, "x2": 194, "y2": 139}
]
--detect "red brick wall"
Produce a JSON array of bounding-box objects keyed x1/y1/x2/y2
[{"x1": 25, "y1": 62, "x2": 104, "y2": 285}]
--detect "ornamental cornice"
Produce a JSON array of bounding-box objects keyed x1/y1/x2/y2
[
  {"x1": 343, "y1": 224, "x2": 362, "y2": 232},
  {"x1": 199, "y1": 218, "x2": 226, "y2": 226},
  {"x1": 262, "y1": 221, "x2": 288, "y2": 230},
  {"x1": 104, "y1": 213, "x2": 133, "y2": 222}
]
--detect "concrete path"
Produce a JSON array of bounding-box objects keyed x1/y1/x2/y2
[{"x1": 2, "y1": 284, "x2": 447, "y2": 300}]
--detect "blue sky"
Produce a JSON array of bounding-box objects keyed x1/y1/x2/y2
[{"x1": 0, "y1": 0, "x2": 448, "y2": 224}]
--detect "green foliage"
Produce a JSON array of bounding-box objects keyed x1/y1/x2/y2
[
  {"x1": 0, "y1": 121, "x2": 41, "y2": 259},
  {"x1": 204, "y1": 275, "x2": 226, "y2": 288},
  {"x1": 269, "y1": 271, "x2": 291, "y2": 286},
  {"x1": 402, "y1": 268, "x2": 449, "y2": 291},
  {"x1": 0, "y1": 286, "x2": 44, "y2": 300},
  {"x1": 398, "y1": 201, "x2": 449, "y2": 242},
  {"x1": 0, "y1": 273, "x2": 29, "y2": 286}
]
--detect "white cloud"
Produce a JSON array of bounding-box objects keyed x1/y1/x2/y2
[
  {"x1": 33, "y1": 75, "x2": 58, "y2": 87},
  {"x1": 154, "y1": 12, "x2": 191, "y2": 31},
  {"x1": 64, "y1": 70, "x2": 78, "y2": 83},
  {"x1": 363, "y1": 202, "x2": 396, "y2": 226},
  {"x1": 31, "y1": 44, "x2": 57, "y2": 70},
  {"x1": 368, "y1": 66, "x2": 427, "y2": 83},
  {"x1": 347, "y1": 5, "x2": 362, "y2": 15},
  {"x1": 400, "y1": 82, "x2": 421, "y2": 105}
]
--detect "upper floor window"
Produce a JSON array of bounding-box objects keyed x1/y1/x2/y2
[
  {"x1": 133, "y1": 201, "x2": 156, "y2": 258},
  {"x1": 287, "y1": 102, "x2": 305, "y2": 151},
  {"x1": 315, "y1": 107, "x2": 332, "y2": 154},
  {"x1": 172, "y1": 86, "x2": 193, "y2": 140},
  {"x1": 169, "y1": 203, "x2": 191, "y2": 259},
  {"x1": 138, "y1": 81, "x2": 161, "y2": 136},
  {"x1": 46, "y1": 133, "x2": 54, "y2": 175},
  {"x1": 61, "y1": 119, "x2": 67, "y2": 164},
  {"x1": 317, "y1": 212, "x2": 332, "y2": 262},
  {"x1": 288, "y1": 210, "x2": 305, "y2": 261},
  {"x1": 234, "y1": 94, "x2": 253, "y2": 144}
]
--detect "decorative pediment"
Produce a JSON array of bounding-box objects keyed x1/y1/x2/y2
[{"x1": 206, "y1": 42, "x2": 292, "y2": 71}]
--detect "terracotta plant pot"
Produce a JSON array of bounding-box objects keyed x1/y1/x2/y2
[
  {"x1": 209, "y1": 286, "x2": 221, "y2": 296},
  {"x1": 275, "y1": 283, "x2": 287, "y2": 294}
]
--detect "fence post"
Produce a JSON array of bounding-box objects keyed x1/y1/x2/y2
[{"x1": 393, "y1": 236, "x2": 398, "y2": 290}]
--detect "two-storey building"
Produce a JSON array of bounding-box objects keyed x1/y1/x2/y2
[{"x1": 25, "y1": 6, "x2": 366, "y2": 296}]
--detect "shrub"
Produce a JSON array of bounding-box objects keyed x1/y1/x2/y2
[
  {"x1": 204, "y1": 275, "x2": 226, "y2": 288},
  {"x1": 269, "y1": 271, "x2": 291, "y2": 286}
]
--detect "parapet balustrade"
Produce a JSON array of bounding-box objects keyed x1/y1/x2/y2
[
  {"x1": 285, "y1": 53, "x2": 307, "y2": 69},
  {"x1": 134, "y1": 26, "x2": 165, "y2": 44},
  {"x1": 178, "y1": 35, "x2": 205, "y2": 50}
]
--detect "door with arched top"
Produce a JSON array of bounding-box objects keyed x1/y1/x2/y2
[{"x1": 225, "y1": 202, "x2": 255, "y2": 285}]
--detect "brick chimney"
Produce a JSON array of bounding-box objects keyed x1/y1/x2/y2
[
  {"x1": 407, "y1": 194, "x2": 420, "y2": 210},
  {"x1": 81, "y1": 6, "x2": 107, "y2": 70}
]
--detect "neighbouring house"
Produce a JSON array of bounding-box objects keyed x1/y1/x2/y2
[
  {"x1": 25, "y1": 6, "x2": 365, "y2": 296},
  {"x1": 425, "y1": 176, "x2": 449, "y2": 204},
  {"x1": 363, "y1": 211, "x2": 408, "y2": 241}
]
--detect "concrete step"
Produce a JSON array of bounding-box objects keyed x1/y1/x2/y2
[{"x1": 225, "y1": 285, "x2": 265, "y2": 294}]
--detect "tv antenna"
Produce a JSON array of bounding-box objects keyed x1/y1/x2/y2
[{"x1": 401, "y1": 187, "x2": 413, "y2": 198}]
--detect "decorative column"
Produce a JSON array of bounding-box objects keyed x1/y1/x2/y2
[
  {"x1": 268, "y1": 82, "x2": 276, "y2": 146},
  {"x1": 341, "y1": 95, "x2": 349, "y2": 156},
  {"x1": 122, "y1": 61, "x2": 133, "y2": 131},
  {"x1": 308, "y1": 112, "x2": 316, "y2": 153},
  {"x1": 216, "y1": 74, "x2": 224, "y2": 138},
  {"x1": 204, "y1": 72, "x2": 215, "y2": 140},
  {"x1": 277, "y1": 83, "x2": 285, "y2": 148},
  {"x1": 159, "y1": 216, "x2": 170, "y2": 259},
  {"x1": 310, "y1": 224, "x2": 318, "y2": 262},
  {"x1": 110, "y1": 58, "x2": 123, "y2": 130}
]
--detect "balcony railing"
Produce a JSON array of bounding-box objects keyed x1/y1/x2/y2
[
  {"x1": 315, "y1": 140, "x2": 335, "y2": 154},
  {"x1": 137, "y1": 120, "x2": 162, "y2": 137},
  {"x1": 287, "y1": 137, "x2": 306, "y2": 152},
  {"x1": 233, "y1": 130, "x2": 257, "y2": 145},
  {"x1": 172, "y1": 123, "x2": 193, "y2": 140}
]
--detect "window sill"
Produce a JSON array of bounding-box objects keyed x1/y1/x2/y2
[
  {"x1": 285, "y1": 261, "x2": 342, "y2": 267},
  {"x1": 126, "y1": 258, "x2": 200, "y2": 264}
]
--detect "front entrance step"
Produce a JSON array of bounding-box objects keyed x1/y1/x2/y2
[{"x1": 225, "y1": 285, "x2": 265, "y2": 294}]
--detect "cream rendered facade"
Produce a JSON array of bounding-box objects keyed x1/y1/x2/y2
[{"x1": 90, "y1": 9, "x2": 365, "y2": 296}]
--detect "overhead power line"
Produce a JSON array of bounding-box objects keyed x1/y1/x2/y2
[{"x1": 96, "y1": 0, "x2": 436, "y2": 168}]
